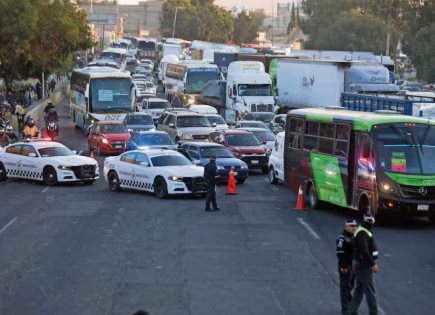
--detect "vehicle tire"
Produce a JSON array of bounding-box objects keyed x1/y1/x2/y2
[
  {"x1": 43, "y1": 166, "x2": 58, "y2": 186},
  {"x1": 309, "y1": 183, "x2": 321, "y2": 209},
  {"x1": 108, "y1": 171, "x2": 121, "y2": 192},
  {"x1": 236, "y1": 178, "x2": 246, "y2": 185},
  {"x1": 269, "y1": 167, "x2": 278, "y2": 184},
  {"x1": 261, "y1": 166, "x2": 268, "y2": 174},
  {"x1": 154, "y1": 177, "x2": 168, "y2": 199},
  {"x1": 0, "y1": 163, "x2": 8, "y2": 182}
]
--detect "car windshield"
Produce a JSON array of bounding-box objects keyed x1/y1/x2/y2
[
  {"x1": 226, "y1": 134, "x2": 261, "y2": 146},
  {"x1": 126, "y1": 115, "x2": 153, "y2": 125},
  {"x1": 373, "y1": 124, "x2": 435, "y2": 174},
  {"x1": 148, "y1": 101, "x2": 170, "y2": 109},
  {"x1": 238, "y1": 84, "x2": 272, "y2": 97},
  {"x1": 254, "y1": 113, "x2": 275, "y2": 123},
  {"x1": 145, "y1": 83, "x2": 155, "y2": 88},
  {"x1": 240, "y1": 121, "x2": 269, "y2": 130},
  {"x1": 100, "y1": 124, "x2": 128, "y2": 134},
  {"x1": 38, "y1": 146, "x2": 74, "y2": 157},
  {"x1": 151, "y1": 155, "x2": 192, "y2": 166},
  {"x1": 132, "y1": 133, "x2": 175, "y2": 146},
  {"x1": 177, "y1": 116, "x2": 211, "y2": 127},
  {"x1": 252, "y1": 130, "x2": 275, "y2": 141},
  {"x1": 200, "y1": 146, "x2": 234, "y2": 158},
  {"x1": 207, "y1": 115, "x2": 226, "y2": 125}
]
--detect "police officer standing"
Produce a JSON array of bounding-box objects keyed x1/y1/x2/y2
[
  {"x1": 347, "y1": 215, "x2": 379, "y2": 315},
  {"x1": 203, "y1": 156, "x2": 220, "y2": 212},
  {"x1": 336, "y1": 219, "x2": 358, "y2": 315}
]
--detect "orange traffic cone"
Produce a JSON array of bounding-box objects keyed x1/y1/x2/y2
[
  {"x1": 89, "y1": 150, "x2": 94, "y2": 158},
  {"x1": 226, "y1": 166, "x2": 238, "y2": 195},
  {"x1": 294, "y1": 185, "x2": 306, "y2": 210}
]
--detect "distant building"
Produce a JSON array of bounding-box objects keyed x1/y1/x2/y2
[{"x1": 231, "y1": 4, "x2": 249, "y2": 17}]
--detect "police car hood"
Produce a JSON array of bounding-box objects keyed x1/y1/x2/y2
[
  {"x1": 157, "y1": 164, "x2": 204, "y2": 177},
  {"x1": 47, "y1": 155, "x2": 97, "y2": 166}
]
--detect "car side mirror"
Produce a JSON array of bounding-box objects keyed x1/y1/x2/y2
[
  {"x1": 212, "y1": 122, "x2": 217, "y2": 127},
  {"x1": 169, "y1": 123, "x2": 175, "y2": 128},
  {"x1": 28, "y1": 153, "x2": 37, "y2": 157},
  {"x1": 140, "y1": 161, "x2": 149, "y2": 167},
  {"x1": 72, "y1": 150, "x2": 77, "y2": 155},
  {"x1": 192, "y1": 159, "x2": 201, "y2": 165}
]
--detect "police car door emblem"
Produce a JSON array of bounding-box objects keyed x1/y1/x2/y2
[{"x1": 419, "y1": 187, "x2": 428, "y2": 196}]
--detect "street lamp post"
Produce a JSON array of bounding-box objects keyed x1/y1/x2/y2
[{"x1": 172, "y1": 7, "x2": 179, "y2": 38}]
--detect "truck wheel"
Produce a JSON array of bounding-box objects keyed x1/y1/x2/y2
[{"x1": 269, "y1": 167, "x2": 278, "y2": 184}]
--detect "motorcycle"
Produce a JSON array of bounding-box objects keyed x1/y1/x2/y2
[{"x1": 46, "y1": 121, "x2": 59, "y2": 140}]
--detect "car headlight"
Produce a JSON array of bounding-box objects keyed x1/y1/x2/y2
[
  {"x1": 149, "y1": 127, "x2": 156, "y2": 131},
  {"x1": 168, "y1": 176, "x2": 183, "y2": 181},
  {"x1": 380, "y1": 181, "x2": 396, "y2": 194},
  {"x1": 95, "y1": 164, "x2": 100, "y2": 172},
  {"x1": 128, "y1": 129, "x2": 133, "y2": 133},
  {"x1": 240, "y1": 164, "x2": 248, "y2": 169},
  {"x1": 101, "y1": 138, "x2": 109, "y2": 144},
  {"x1": 58, "y1": 165, "x2": 72, "y2": 170},
  {"x1": 180, "y1": 134, "x2": 193, "y2": 140}
]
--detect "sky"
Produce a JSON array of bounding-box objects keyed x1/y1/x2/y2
[{"x1": 118, "y1": 0, "x2": 279, "y2": 14}]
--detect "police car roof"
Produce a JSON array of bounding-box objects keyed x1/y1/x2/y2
[
  {"x1": 19, "y1": 141, "x2": 65, "y2": 148},
  {"x1": 129, "y1": 149, "x2": 181, "y2": 157}
]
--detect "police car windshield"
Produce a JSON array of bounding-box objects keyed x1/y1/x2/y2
[
  {"x1": 151, "y1": 155, "x2": 192, "y2": 166},
  {"x1": 38, "y1": 146, "x2": 74, "y2": 157}
]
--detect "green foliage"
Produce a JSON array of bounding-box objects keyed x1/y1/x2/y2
[
  {"x1": 233, "y1": 12, "x2": 259, "y2": 45},
  {"x1": 0, "y1": 0, "x2": 93, "y2": 88},
  {"x1": 406, "y1": 23, "x2": 435, "y2": 83}
]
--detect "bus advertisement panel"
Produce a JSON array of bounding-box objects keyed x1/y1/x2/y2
[
  {"x1": 70, "y1": 67, "x2": 134, "y2": 130},
  {"x1": 284, "y1": 108, "x2": 435, "y2": 223}
]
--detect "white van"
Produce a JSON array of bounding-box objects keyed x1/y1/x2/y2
[
  {"x1": 268, "y1": 132, "x2": 285, "y2": 184},
  {"x1": 188, "y1": 104, "x2": 229, "y2": 130}
]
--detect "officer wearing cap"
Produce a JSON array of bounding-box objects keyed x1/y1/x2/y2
[
  {"x1": 336, "y1": 219, "x2": 358, "y2": 315},
  {"x1": 347, "y1": 214, "x2": 379, "y2": 315},
  {"x1": 203, "y1": 156, "x2": 220, "y2": 212}
]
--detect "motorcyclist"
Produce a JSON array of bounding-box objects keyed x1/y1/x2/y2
[
  {"x1": 5, "y1": 125, "x2": 18, "y2": 143},
  {"x1": 0, "y1": 128, "x2": 11, "y2": 147},
  {"x1": 23, "y1": 117, "x2": 39, "y2": 139},
  {"x1": 43, "y1": 101, "x2": 55, "y2": 113},
  {"x1": 45, "y1": 107, "x2": 59, "y2": 136}
]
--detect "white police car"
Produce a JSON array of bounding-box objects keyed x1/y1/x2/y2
[
  {"x1": 103, "y1": 149, "x2": 207, "y2": 198},
  {"x1": 0, "y1": 141, "x2": 99, "y2": 186}
]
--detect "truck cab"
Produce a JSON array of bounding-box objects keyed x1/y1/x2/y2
[{"x1": 226, "y1": 61, "x2": 275, "y2": 122}]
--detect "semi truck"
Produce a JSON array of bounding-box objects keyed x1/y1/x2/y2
[
  {"x1": 137, "y1": 38, "x2": 157, "y2": 60},
  {"x1": 197, "y1": 61, "x2": 275, "y2": 122}
]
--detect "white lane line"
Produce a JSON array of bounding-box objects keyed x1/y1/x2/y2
[
  {"x1": 0, "y1": 217, "x2": 18, "y2": 236},
  {"x1": 379, "y1": 305, "x2": 387, "y2": 315},
  {"x1": 297, "y1": 217, "x2": 321, "y2": 240},
  {"x1": 42, "y1": 187, "x2": 50, "y2": 193}
]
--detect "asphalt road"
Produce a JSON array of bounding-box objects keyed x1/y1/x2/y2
[{"x1": 1, "y1": 99, "x2": 435, "y2": 315}]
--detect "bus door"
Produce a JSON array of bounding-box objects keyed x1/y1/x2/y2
[{"x1": 354, "y1": 132, "x2": 376, "y2": 208}]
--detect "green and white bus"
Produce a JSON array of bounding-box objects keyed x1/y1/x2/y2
[
  {"x1": 70, "y1": 67, "x2": 134, "y2": 130},
  {"x1": 284, "y1": 108, "x2": 435, "y2": 223}
]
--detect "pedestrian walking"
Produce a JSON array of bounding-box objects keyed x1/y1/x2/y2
[
  {"x1": 203, "y1": 156, "x2": 220, "y2": 212},
  {"x1": 336, "y1": 219, "x2": 358, "y2": 315},
  {"x1": 347, "y1": 215, "x2": 379, "y2": 315},
  {"x1": 15, "y1": 104, "x2": 26, "y2": 136}
]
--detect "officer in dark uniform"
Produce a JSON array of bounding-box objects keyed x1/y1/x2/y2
[
  {"x1": 336, "y1": 219, "x2": 358, "y2": 315},
  {"x1": 203, "y1": 156, "x2": 220, "y2": 212},
  {"x1": 347, "y1": 215, "x2": 379, "y2": 315}
]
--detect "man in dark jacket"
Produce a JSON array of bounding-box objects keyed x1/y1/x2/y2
[
  {"x1": 203, "y1": 156, "x2": 220, "y2": 212},
  {"x1": 336, "y1": 219, "x2": 358, "y2": 315},
  {"x1": 347, "y1": 215, "x2": 379, "y2": 315}
]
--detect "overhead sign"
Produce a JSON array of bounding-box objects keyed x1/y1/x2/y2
[{"x1": 89, "y1": 13, "x2": 116, "y2": 26}]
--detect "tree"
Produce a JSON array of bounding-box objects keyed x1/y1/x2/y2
[
  {"x1": 410, "y1": 23, "x2": 435, "y2": 82},
  {"x1": 250, "y1": 9, "x2": 267, "y2": 30},
  {"x1": 233, "y1": 12, "x2": 259, "y2": 45}
]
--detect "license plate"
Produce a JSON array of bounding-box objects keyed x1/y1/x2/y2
[
  {"x1": 417, "y1": 204, "x2": 429, "y2": 211},
  {"x1": 251, "y1": 160, "x2": 259, "y2": 165},
  {"x1": 114, "y1": 145, "x2": 122, "y2": 149}
]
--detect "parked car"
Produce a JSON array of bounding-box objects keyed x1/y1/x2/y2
[
  {"x1": 268, "y1": 132, "x2": 285, "y2": 184},
  {"x1": 126, "y1": 131, "x2": 178, "y2": 151},
  {"x1": 88, "y1": 121, "x2": 130, "y2": 155},
  {"x1": 208, "y1": 129, "x2": 269, "y2": 173},
  {"x1": 179, "y1": 142, "x2": 249, "y2": 184},
  {"x1": 123, "y1": 112, "x2": 155, "y2": 132}
]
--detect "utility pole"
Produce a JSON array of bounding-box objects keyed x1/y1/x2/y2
[
  {"x1": 386, "y1": 0, "x2": 394, "y2": 56},
  {"x1": 172, "y1": 7, "x2": 178, "y2": 38},
  {"x1": 271, "y1": 0, "x2": 274, "y2": 46}
]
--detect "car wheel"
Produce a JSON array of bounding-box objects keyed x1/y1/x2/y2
[
  {"x1": 108, "y1": 171, "x2": 121, "y2": 192},
  {"x1": 236, "y1": 178, "x2": 245, "y2": 185},
  {"x1": 154, "y1": 177, "x2": 168, "y2": 199},
  {"x1": 269, "y1": 167, "x2": 278, "y2": 184},
  {"x1": 0, "y1": 163, "x2": 8, "y2": 182},
  {"x1": 261, "y1": 166, "x2": 268, "y2": 174},
  {"x1": 43, "y1": 166, "x2": 58, "y2": 186},
  {"x1": 309, "y1": 184, "x2": 321, "y2": 209}
]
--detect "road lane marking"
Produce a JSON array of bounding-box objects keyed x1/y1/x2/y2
[
  {"x1": 297, "y1": 217, "x2": 320, "y2": 240},
  {"x1": 0, "y1": 217, "x2": 18, "y2": 236},
  {"x1": 42, "y1": 187, "x2": 50, "y2": 193}
]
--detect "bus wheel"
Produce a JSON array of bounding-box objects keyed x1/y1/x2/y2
[
  {"x1": 428, "y1": 211, "x2": 435, "y2": 226},
  {"x1": 308, "y1": 184, "x2": 321, "y2": 209}
]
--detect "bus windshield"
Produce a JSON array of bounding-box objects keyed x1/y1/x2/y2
[
  {"x1": 373, "y1": 124, "x2": 435, "y2": 175},
  {"x1": 238, "y1": 84, "x2": 272, "y2": 97},
  {"x1": 90, "y1": 78, "x2": 132, "y2": 113},
  {"x1": 186, "y1": 70, "x2": 220, "y2": 94},
  {"x1": 100, "y1": 52, "x2": 122, "y2": 63}
]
